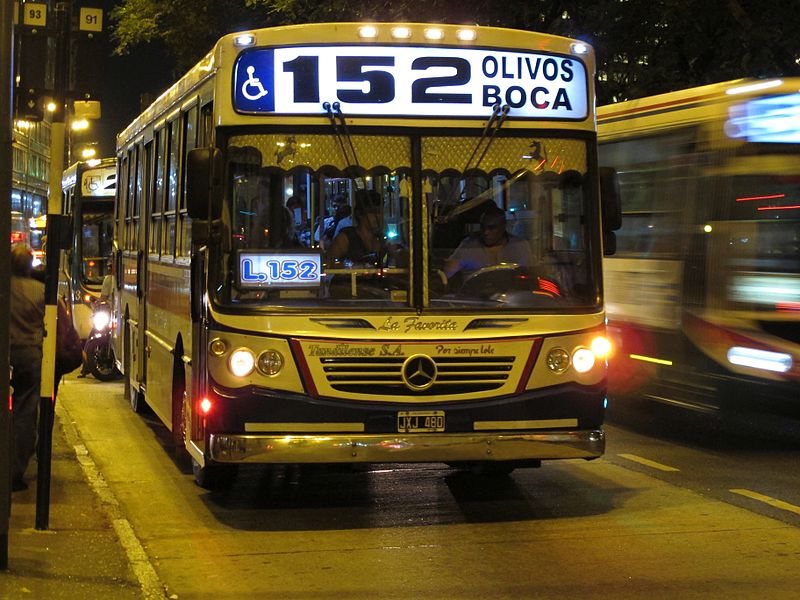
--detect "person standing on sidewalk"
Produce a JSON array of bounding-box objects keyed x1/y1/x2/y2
[{"x1": 9, "y1": 244, "x2": 45, "y2": 492}]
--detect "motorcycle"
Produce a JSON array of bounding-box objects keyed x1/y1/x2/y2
[{"x1": 83, "y1": 299, "x2": 121, "y2": 381}]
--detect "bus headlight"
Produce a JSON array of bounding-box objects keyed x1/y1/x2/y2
[
  {"x1": 92, "y1": 310, "x2": 111, "y2": 331},
  {"x1": 257, "y1": 350, "x2": 284, "y2": 376},
  {"x1": 229, "y1": 348, "x2": 255, "y2": 377},
  {"x1": 591, "y1": 336, "x2": 612, "y2": 359},
  {"x1": 209, "y1": 338, "x2": 227, "y2": 356},
  {"x1": 546, "y1": 348, "x2": 570, "y2": 373},
  {"x1": 572, "y1": 348, "x2": 596, "y2": 373}
]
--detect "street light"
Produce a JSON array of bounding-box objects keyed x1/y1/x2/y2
[
  {"x1": 71, "y1": 118, "x2": 89, "y2": 131},
  {"x1": 79, "y1": 146, "x2": 97, "y2": 159}
]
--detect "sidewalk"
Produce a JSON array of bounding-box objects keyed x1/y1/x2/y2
[{"x1": 1, "y1": 374, "x2": 153, "y2": 599}]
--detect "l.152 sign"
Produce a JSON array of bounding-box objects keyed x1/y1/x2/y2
[
  {"x1": 233, "y1": 46, "x2": 587, "y2": 120},
  {"x1": 238, "y1": 252, "x2": 322, "y2": 288}
]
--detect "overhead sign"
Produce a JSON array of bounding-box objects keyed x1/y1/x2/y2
[{"x1": 233, "y1": 46, "x2": 588, "y2": 120}]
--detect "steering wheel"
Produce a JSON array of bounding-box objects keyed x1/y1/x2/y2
[{"x1": 458, "y1": 264, "x2": 563, "y2": 305}]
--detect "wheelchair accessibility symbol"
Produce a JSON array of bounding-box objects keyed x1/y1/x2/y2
[
  {"x1": 241, "y1": 66, "x2": 269, "y2": 101},
  {"x1": 234, "y1": 50, "x2": 275, "y2": 112}
]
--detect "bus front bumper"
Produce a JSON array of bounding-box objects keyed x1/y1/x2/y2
[{"x1": 208, "y1": 429, "x2": 605, "y2": 464}]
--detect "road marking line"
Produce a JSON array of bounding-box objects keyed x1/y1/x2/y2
[
  {"x1": 730, "y1": 488, "x2": 800, "y2": 516},
  {"x1": 57, "y1": 400, "x2": 167, "y2": 600},
  {"x1": 618, "y1": 453, "x2": 680, "y2": 472}
]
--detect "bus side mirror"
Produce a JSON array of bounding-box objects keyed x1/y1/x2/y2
[
  {"x1": 603, "y1": 231, "x2": 617, "y2": 255},
  {"x1": 187, "y1": 147, "x2": 223, "y2": 221},
  {"x1": 599, "y1": 167, "x2": 621, "y2": 255},
  {"x1": 48, "y1": 214, "x2": 72, "y2": 250},
  {"x1": 599, "y1": 167, "x2": 621, "y2": 230}
]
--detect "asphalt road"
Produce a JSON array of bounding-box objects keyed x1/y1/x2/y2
[{"x1": 57, "y1": 375, "x2": 800, "y2": 599}]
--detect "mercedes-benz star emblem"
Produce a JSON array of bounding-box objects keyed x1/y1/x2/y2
[{"x1": 401, "y1": 354, "x2": 438, "y2": 391}]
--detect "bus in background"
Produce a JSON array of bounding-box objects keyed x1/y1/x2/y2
[
  {"x1": 598, "y1": 78, "x2": 800, "y2": 414},
  {"x1": 113, "y1": 22, "x2": 619, "y2": 488},
  {"x1": 10, "y1": 211, "x2": 29, "y2": 246},
  {"x1": 29, "y1": 214, "x2": 47, "y2": 267},
  {"x1": 61, "y1": 158, "x2": 117, "y2": 338}
]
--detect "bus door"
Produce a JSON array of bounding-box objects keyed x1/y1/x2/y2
[{"x1": 136, "y1": 140, "x2": 154, "y2": 397}]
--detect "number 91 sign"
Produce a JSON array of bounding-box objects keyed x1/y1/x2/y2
[{"x1": 233, "y1": 46, "x2": 587, "y2": 120}]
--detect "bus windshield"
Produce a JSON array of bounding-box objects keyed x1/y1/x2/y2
[
  {"x1": 216, "y1": 132, "x2": 598, "y2": 311},
  {"x1": 79, "y1": 205, "x2": 114, "y2": 286}
]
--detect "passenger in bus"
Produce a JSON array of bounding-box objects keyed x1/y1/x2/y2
[
  {"x1": 327, "y1": 189, "x2": 385, "y2": 265},
  {"x1": 248, "y1": 175, "x2": 302, "y2": 248},
  {"x1": 443, "y1": 205, "x2": 533, "y2": 279},
  {"x1": 286, "y1": 196, "x2": 310, "y2": 246},
  {"x1": 271, "y1": 204, "x2": 303, "y2": 248},
  {"x1": 314, "y1": 194, "x2": 351, "y2": 250}
]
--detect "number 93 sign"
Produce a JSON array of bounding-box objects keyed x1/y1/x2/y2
[{"x1": 233, "y1": 46, "x2": 588, "y2": 120}]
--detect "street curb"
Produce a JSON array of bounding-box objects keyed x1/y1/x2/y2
[{"x1": 56, "y1": 400, "x2": 168, "y2": 599}]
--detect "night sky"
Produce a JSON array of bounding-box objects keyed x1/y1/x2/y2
[{"x1": 92, "y1": 32, "x2": 175, "y2": 158}]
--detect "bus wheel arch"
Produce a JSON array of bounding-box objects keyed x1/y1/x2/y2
[
  {"x1": 171, "y1": 336, "x2": 188, "y2": 450},
  {"x1": 191, "y1": 458, "x2": 237, "y2": 490}
]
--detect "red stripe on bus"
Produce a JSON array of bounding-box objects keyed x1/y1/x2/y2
[
  {"x1": 516, "y1": 338, "x2": 543, "y2": 394},
  {"x1": 290, "y1": 338, "x2": 318, "y2": 398},
  {"x1": 598, "y1": 92, "x2": 721, "y2": 121}
]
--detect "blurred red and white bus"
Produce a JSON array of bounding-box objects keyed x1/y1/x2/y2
[{"x1": 599, "y1": 78, "x2": 800, "y2": 413}]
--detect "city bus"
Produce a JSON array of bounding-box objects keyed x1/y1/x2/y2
[
  {"x1": 61, "y1": 158, "x2": 117, "y2": 338},
  {"x1": 112, "y1": 22, "x2": 619, "y2": 488},
  {"x1": 598, "y1": 79, "x2": 800, "y2": 414}
]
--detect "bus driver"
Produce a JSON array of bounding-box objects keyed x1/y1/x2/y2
[{"x1": 443, "y1": 205, "x2": 533, "y2": 279}]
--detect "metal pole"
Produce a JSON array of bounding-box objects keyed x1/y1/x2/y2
[
  {"x1": 0, "y1": 0, "x2": 17, "y2": 569},
  {"x1": 36, "y1": 0, "x2": 70, "y2": 531}
]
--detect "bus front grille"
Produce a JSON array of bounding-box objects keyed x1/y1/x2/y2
[{"x1": 319, "y1": 356, "x2": 515, "y2": 396}]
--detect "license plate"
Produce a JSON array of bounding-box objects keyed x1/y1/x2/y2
[{"x1": 397, "y1": 410, "x2": 445, "y2": 433}]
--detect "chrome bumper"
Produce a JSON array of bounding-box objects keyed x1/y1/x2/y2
[{"x1": 209, "y1": 429, "x2": 605, "y2": 464}]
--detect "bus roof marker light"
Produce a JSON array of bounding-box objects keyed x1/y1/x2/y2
[
  {"x1": 727, "y1": 346, "x2": 792, "y2": 373},
  {"x1": 726, "y1": 79, "x2": 782, "y2": 95},
  {"x1": 424, "y1": 28, "x2": 444, "y2": 41},
  {"x1": 391, "y1": 26, "x2": 412, "y2": 39},
  {"x1": 233, "y1": 33, "x2": 255, "y2": 47},
  {"x1": 359, "y1": 25, "x2": 378, "y2": 39},
  {"x1": 456, "y1": 28, "x2": 477, "y2": 42},
  {"x1": 571, "y1": 42, "x2": 590, "y2": 55}
]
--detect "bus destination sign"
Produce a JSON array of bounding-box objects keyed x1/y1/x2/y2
[
  {"x1": 238, "y1": 252, "x2": 322, "y2": 288},
  {"x1": 233, "y1": 46, "x2": 588, "y2": 120}
]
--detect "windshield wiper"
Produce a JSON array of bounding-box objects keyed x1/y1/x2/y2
[
  {"x1": 444, "y1": 104, "x2": 510, "y2": 206},
  {"x1": 462, "y1": 103, "x2": 510, "y2": 175},
  {"x1": 472, "y1": 104, "x2": 509, "y2": 172},
  {"x1": 444, "y1": 104, "x2": 509, "y2": 211},
  {"x1": 323, "y1": 101, "x2": 362, "y2": 182}
]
